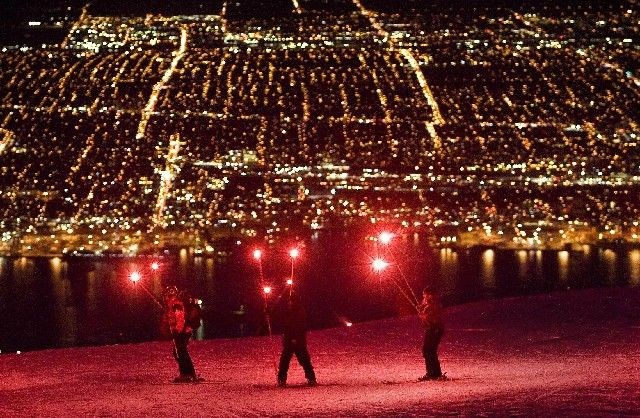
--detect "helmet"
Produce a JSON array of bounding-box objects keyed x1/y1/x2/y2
[
  {"x1": 422, "y1": 285, "x2": 435, "y2": 295},
  {"x1": 163, "y1": 286, "x2": 178, "y2": 299}
]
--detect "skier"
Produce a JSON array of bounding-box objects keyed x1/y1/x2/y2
[
  {"x1": 274, "y1": 289, "x2": 317, "y2": 387},
  {"x1": 162, "y1": 286, "x2": 199, "y2": 383},
  {"x1": 232, "y1": 304, "x2": 247, "y2": 337},
  {"x1": 417, "y1": 286, "x2": 445, "y2": 381}
]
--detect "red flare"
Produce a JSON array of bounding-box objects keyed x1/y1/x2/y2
[
  {"x1": 372, "y1": 258, "x2": 389, "y2": 272},
  {"x1": 130, "y1": 271, "x2": 142, "y2": 283},
  {"x1": 378, "y1": 231, "x2": 394, "y2": 245}
]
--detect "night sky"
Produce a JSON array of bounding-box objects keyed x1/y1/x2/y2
[{"x1": 1, "y1": 0, "x2": 628, "y2": 46}]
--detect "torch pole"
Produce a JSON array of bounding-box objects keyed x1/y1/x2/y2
[
  {"x1": 390, "y1": 277, "x2": 419, "y2": 313},
  {"x1": 136, "y1": 282, "x2": 164, "y2": 310}
]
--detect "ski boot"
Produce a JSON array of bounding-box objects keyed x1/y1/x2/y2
[
  {"x1": 419, "y1": 372, "x2": 446, "y2": 381},
  {"x1": 172, "y1": 375, "x2": 194, "y2": 383}
]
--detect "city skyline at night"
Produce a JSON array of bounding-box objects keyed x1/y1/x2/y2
[{"x1": 0, "y1": 0, "x2": 639, "y2": 255}]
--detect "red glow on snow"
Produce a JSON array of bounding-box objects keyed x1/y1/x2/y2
[
  {"x1": 129, "y1": 271, "x2": 142, "y2": 283},
  {"x1": 372, "y1": 258, "x2": 389, "y2": 272},
  {"x1": 253, "y1": 249, "x2": 262, "y2": 260},
  {"x1": 289, "y1": 248, "x2": 300, "y2": 259}
]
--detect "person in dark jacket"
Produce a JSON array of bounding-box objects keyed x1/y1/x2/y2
[
  {"x1": 162, "y1": 286, "x2": 198, "y2": 383},
  {"x1": 417, "y1": 286, "x2": 445, "y2": 380},
  {"x1": 274, "y1": 289, "x2": 316, "y2": 387}
]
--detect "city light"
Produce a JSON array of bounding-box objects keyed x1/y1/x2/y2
[
  {"x1": 253, "y1": 249, "x2": 262, "y2": 260},
  {"x1": 150, "y1": 262, "x2": 160, "y2": 271},
  {"x1": 263, "y1": 285, "x2": 272, "y2": 294},
  {"x1": 0, "y1": 7, "x2": 638, "y2": 258},
  {"x1": 286, "y1": 278, "x2": 294, "y2": 286}
]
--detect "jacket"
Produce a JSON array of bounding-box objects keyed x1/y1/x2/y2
[
  {"x1": 165, "y1": 296, "x2": 188, "y2": 335},
  {"x1": 418, "y1": 294, "x2": 444, "y2": 329}
]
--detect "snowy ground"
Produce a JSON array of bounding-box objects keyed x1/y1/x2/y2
[{"x1": 1, "y1": 287, "x2": 639, "y2": 417}]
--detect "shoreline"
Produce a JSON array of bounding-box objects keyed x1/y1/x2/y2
[{"x1": 2, "y1": 239, "x2": 640, "y2": 258}]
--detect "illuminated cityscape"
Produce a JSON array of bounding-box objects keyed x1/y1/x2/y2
[{"x1": 0, "y1": 0, "x2": 639, "y2": 256}]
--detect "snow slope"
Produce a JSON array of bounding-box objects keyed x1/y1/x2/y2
[{"x1": 1, "y1": 287, "x2": 639, "y2": 416}]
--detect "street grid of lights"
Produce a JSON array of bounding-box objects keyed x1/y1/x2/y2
[{"x1": 1, "y1": 3, "x2": 638, "y2": 258}]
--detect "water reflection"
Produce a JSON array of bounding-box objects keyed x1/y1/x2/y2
[
  {"x1": 17, "y1": 257, "x2": 33, "y2": 284},
  {"x1": 0, "y1": 257, "x2": 6, "y2": 277},
  {"x1": 629, "y1": 250, "x2": 640, "y2": 286},
  {"x1": 439, "y1": 248, "x2": 458, "y2": 291},
  {"x1": 51, "y1": 256, "x2": 62, "y2": 270},
  {"x1": 179, "y1": 248, "x2": 189, "y2": 281},
  {"x1": 87, "y1": 271, "x2": 97, "y2": 310},
  {"x1": 601, "y1": 249, "x2": 617, "y2": 283},
  {"x1": 204, "y1": 258, "x2": 215, "y2": 297},
  {"x1": 151, "y1": 267, "x2": 162, "y2": 296},
  {"x1": 2, "y1": 242, "x2": 640, "y2": 351},
  {"x1": 558, "y1": 251, "x2": 569, "y2": 283},
  {"x1": 49, "y1": 257, "x2": 77, "y2": 347},
  {"x1": 480, "y1": 249, "x2": 495, "y2": 289},
  {"x1": 436, "y1": 248, "x2": 458, "y2": 299},
  {"x1": 534, "y1": 250, "x2": 543, "y2": 280},
  {"x1": 517, "y1": 250, "x2": 528, "y2": 281},
  {"x1": 194, "y1": 256, "x2": 204, "y2": 284}
]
